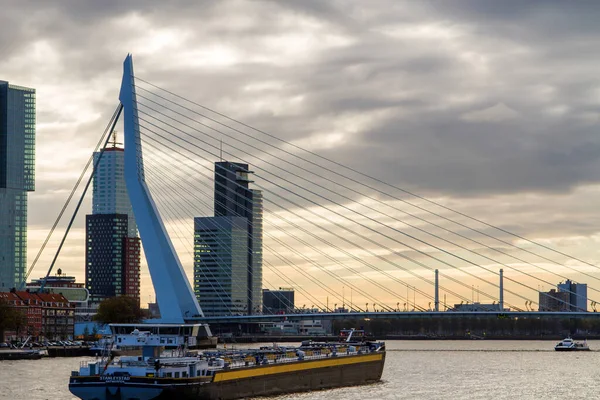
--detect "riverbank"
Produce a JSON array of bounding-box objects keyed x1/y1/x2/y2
[{"x1": 221, "y1": 333, "x2": 600, "y2": 343}]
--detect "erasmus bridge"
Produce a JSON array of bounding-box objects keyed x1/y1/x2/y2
[{"x1": 31, "y1": 55, "x2": 600, "y2": 325}]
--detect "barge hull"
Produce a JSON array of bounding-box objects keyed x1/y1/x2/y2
[
  {"x1": 70, "y1": 352, "x2": 385, "y2": 400},
  {"x1": 163, "y1": 352, "x2": 385, "y2": 400}
]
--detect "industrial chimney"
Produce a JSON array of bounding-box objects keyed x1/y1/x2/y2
[
  {"x1": 499, "y1": 269, "x2": 504, "y2": 311},
  {"x1": 435, "y1": 269, "x2": 439, "y2": 312}
]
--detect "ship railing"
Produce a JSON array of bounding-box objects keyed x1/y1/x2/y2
[
  {"x1": 79, "y1": 359, "x2": 109, "y2": 371},
  {"x1": 119, "y1": 360, "x2": 150, "y2": 367},
  {"x1": 221, "y1": 348, "x2": 362, "y2": 370}
]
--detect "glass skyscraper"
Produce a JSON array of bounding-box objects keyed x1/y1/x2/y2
[
  {"x1": 194, "y1": 161, "x2": 263, "y2": 315},
  {"x1": 194, "y1": 216, "x2": 249, "y2": 316},
  {"x1": 0, "y1": 81, "x2": 35, "y2": 291}
]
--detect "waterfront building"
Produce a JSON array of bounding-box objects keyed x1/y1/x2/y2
[
  {"x1": 557, "y1": 280, "x2": 587, "y2": 312},
  {"x1": 194, "y1": 161, "x2": 263, "y2": 316},
  {"x1": 262, "y1": 288, "x2": 295, "y2": 314},
  {"x1": 539, "y1": 281, "x2": 588, "y2": 312},
  {"x1": 15, "y1": 290, "x2": 43, "y2": 339},
  {"x1": 26, "y1": 269, "x2": 92, "y2": 322},
  {"x1": 0, "y1": 81, "x2": 35, "y2": 291},
  {"x1": 194, "y1": 216, "x2": 249, "y2": 316},
  {"x1": 0, "y1": 290, "x2": 74, "y2": 342},
  {"x1": 85, "y1": 140, "x2": 140, "y2": 304},
  {"x1": 0, "y1": 291, "x2": 41, "y2": 341},
  {"x1": 539, "y1": 289, "x2": 570, "y2": 312},
  {"x1": 36, "y1": 292, "x2": 75, "y2": 340}
]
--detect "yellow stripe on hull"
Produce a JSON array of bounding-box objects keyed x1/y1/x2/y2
[{"x1": 213, "y1": 353, "x2": 383, "y2": 382}]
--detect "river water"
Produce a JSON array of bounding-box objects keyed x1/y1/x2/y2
[{"x1": 0, "y1": 340, "x2": 597, "y2": 399}]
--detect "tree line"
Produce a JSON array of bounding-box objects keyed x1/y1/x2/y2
[{"x1": 332, "y1": 316, "x2": 600, "y2": 338}]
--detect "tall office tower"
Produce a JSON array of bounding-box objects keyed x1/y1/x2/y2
[
  {"x1": 85, "y1": 141, "x2": 140, "y2": 303},
  {"x1": 0, "y1": 81, "x2": 35, "y2": 291},
  {"x1": 194, "y1": 161, "x2": 263, "y2": 315},
  {"x1": 193, "y1": 217, "x2": 249, "y2": 316}
]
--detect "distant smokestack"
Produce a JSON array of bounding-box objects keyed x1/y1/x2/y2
[
  {"x1": 435, "y1": 269, "x2": 439, "y2": 312},
  {"x1": 499, "y1": 269, "x2": 504, "y2": 311}
]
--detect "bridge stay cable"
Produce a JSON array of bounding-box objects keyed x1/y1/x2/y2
[
  {"x1": 134, "y1": 78, "x2": 600, "y2": 284},
  {"x1": 138, "y1": 123, "x2": 458, "y2": 311},
  {"x1": 130, "y1": 78, "x2": 596, "y2": 312},
  {"x1": 131, "y1": 91, "x2": 600, "y2": 306},
  {"x1": 132, "y1": 93, "x2": 593, "y2": 310},
  {"x1": 135, "y1": 112, "x2": 506, "y2": 311},
  {"x1": 142, "y1": 138, "x2": 394, "y2": 312},
  {"x1": 143, "y1": 152, "x2": 327, "y2": 313},
  {"x1": 142, "y1": 140, "x2": 346, "y2": 312},
  {"x1": 144, "y1": 162, "x2": 325, "y2": 313},
  {"x1": 133, "y1": 100, "x2": 547, "y2": 311},
  {"x1": 143, "y1": 137, "x2": 425, "y2": 312},
  {"x1": 136, "y1": 106, "x2": 522, "y2": 310}
]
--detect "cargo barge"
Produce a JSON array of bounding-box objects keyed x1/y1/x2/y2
[{"x1": 68, "y1": 324, "x2": 385, "y2": 400}]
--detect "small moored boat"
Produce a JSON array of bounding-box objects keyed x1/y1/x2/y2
[{"x1": 554, "y1": 338, "x2": 590, "y2": 351}]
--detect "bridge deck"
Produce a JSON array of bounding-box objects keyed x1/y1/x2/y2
[{"x1": 187, "y1": 311, "x2": 600, "y2": 324}]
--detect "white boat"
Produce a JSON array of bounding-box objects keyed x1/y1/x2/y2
[{"x1": 554, "y1": 338, "x2": 590, "y2": 351}]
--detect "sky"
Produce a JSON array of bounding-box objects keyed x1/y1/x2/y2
[{"x1": 4, "y1": 0, "x2": 600, "y2": 311}]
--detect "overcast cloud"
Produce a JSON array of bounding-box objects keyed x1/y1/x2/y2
[{"x1": 4, "y1": 0, "x2": 600, "y2": 308}]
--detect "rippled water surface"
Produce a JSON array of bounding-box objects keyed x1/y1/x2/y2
[{"x1": 1, "y1": 340, "x2": 598, "y2": 400}]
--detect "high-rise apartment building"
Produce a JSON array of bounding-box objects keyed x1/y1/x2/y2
[
  {"x1": 0, "y1": 81, "x2": 35, "y2": 291},
  {"x1": 92, "y1": 147, "x2": 136, "y2": 236},
  {"x1": 194, "y1": 161, "x2": 263, "y2": 315},
  {"x1": 85, "y1": 143, "x2": 140, "y2": 304}
]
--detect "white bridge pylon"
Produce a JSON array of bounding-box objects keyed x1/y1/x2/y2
[{"x1": 119, "y1": 54, "x2": 204, "y2": 323}]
